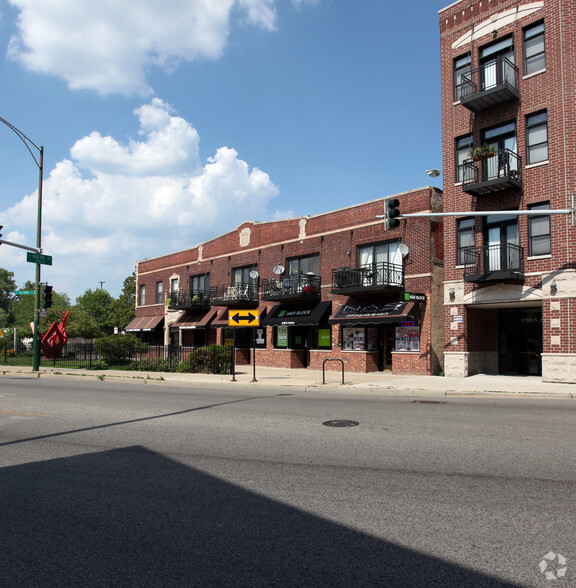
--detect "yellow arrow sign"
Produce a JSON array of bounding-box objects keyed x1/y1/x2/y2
[{"x1": 229, "y1": 309, "x2": 259, "y2": 327}]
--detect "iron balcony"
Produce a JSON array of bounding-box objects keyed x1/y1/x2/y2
[
  {"x1": 462, "y1": 149, "x2": 522, "y2": 196},
  {"x1": 261, "y1": 274, "x2": 321, "y2": 302},
  {"x1": 168, "y1": 289, "x2": 210, "y2": 310},
  {"x1": 331, "y1": 262, "x2": 404, "y2": 295},
  {"x1": 460, "y1": 57, "x2": 519, "y2": 112},
  {"x1": 463, "y1": 243, "x2": 525, "y2": 283},
  {"x1": 209, "y1": 282, "x2": 259, "y2": 307}
]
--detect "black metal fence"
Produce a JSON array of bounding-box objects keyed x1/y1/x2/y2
[{"x1": 0, "y1": 343, "x2": 233, "y2": 374}]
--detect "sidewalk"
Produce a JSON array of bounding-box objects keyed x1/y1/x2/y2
[{"x1": 1, "y1": 364, "x2": 575, "y2": 398}]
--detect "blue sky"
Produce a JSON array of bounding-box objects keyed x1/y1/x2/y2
[{"x1": 0, "y1": 0, "x2": 448, "y2": 302}]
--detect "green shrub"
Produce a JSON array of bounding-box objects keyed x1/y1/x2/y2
[
  {"x1": 177, "y1": 345, "x2": 232, "y2": 374},
  {"x1": 94, "y1": 333, "x2": 148, "y2": 366}
]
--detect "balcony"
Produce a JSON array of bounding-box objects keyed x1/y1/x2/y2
[
  {"x1": 460, "y1": 57, "x2": 519, "y2": 112},
  {"x1": 209, "y1": 282, "x2": 259, "y2": 307},
  {"x1": 261, "y1": 274, "x2": 321, "y2": 302},
  {"x1": 331, "y1": 262, "x2": 404, "y2": 296},
  {"x1": 168, "y1": 289, "x2": 210, "y2": 310},
  {"x1": 462, "y1": 149, "x2": 522, "y2": 196},
  {"x1": 463, "y1": 244, "x2": 525, "y2": 283}
]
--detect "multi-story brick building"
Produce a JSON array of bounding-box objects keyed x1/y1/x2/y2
[
  {"x1": 127, "y1": 188, "x2": 444, "y2": 375},
  {"x1": 439, "y1": 0, "x2": 576, "y2": 381}
]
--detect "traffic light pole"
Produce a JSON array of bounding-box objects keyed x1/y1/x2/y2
[{"x1": 32, "y1": 146, "x2": 44, "y2": 371}]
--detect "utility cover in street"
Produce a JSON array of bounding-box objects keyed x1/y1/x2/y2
[
  {"x1": 26, "y1": 252, "x2": 52, "y2": 266},
  {"x1": 229, "y1": 310, "x2": 259, "y2": 326}
]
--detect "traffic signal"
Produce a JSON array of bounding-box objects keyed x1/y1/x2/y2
[
  {"x1": 43, "y1": 285, "x2": 53, "y2": 309},
  {"x1": 0, "y1": 225, "x2": 3, "y2": 244},
  {"x1": 386, "y1": 198, "x2": 401, "y2": 229}
]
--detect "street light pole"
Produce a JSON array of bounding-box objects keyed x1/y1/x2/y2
[{"x1": 0, "y1": 117, "x2": 44, "y2": 371}]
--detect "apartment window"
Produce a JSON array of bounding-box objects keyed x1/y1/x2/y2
[
  {"x1": 232, "y1": 265, "x2": 258, "y2": 285},
  {"x1": 170, "y1": 278, "x2": 179, "y2": 296},
  {"x1": 357, "y1": 241, "x2": 403, "y2": 286},
  {"x1": 455, "y1": 134, "x2": 473, "y2": 182},
  {"x1": 453, "y1": 54, "x2": 471, "y2": 100},
  {"x1": 524, "y1": 22, "x2": 545, "y2": 75},
  {"x1": 190, "y1": 273, "x2": 210, "y2": 296},
  {"x1": 138, "y1": 284, "x2": 146, "y2": 306},
  {"x1": 457, "y1": 218, "x2": 475, "y2": 265},
  {"x1": 526, "y1": 111, "x2": 548, "y2": 164},
  {"x1": 155, "y1": 281, "x2": 163, "y2": 304},
  {"x1": 287, "y1": 254, "x2": 319, "y2": 276},
  {"x1": 528, "y1": 203, "x2": 551, "y2": 256}
]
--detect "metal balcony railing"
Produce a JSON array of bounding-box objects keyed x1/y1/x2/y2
[
  {"x1": 460, "y1": 56, "x2": 519, "y2": 112},
  {"x1": 168, "y1": 289, "x2": 210, "y2": 310},
  {"x1": 261, "y1": 274, "x2": 321, "y2": 301},
  {"x1": 209, "y1": 282, "x2": 259, "y2": 306},
  {"x1": 463, "y1": 243, "x2": 524, "y2": 283},
  {"x1": 462, "y1": 148, "x2": 522, "y2": 196},
  {"x1": 331, "y1": 261, "x2": 403, "y2": 294}
]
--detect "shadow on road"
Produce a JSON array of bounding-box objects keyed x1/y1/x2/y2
[{"x1": 1, "y1": 445, "x2": 522, "y2": 587}]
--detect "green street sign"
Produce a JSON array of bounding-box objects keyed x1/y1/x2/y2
[
  {"x1": 27, "y1": 252, "x2": 52, "y2": 266},
  {"x1": 14, "y1": 290, "x2": 35, "y2": 295}
]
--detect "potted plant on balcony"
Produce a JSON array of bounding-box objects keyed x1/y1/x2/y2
[{"x1": 469, "y1": 142, "x2": 496, "y2": 161}]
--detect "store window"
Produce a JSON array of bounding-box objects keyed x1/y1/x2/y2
[
  {"x1": 524, "y1": 22, "x2": 545, "y2": 76},
  {"x1": 155, "y1": 281, "x2": 163, "y2": 304},
  {"x1": 457, "y1": 218, "x2": 475, "y2": 265},
  {"x1": 526, "y1": 111, "x2": 548, "y2": 165},
  {"x1": 455, "y1": 134, "x2": 473, "y2": 182},
  {"x1": 273, "y1": 326, "x2": 331, "y2": 349},
  {"x1": 453, "y1": 53, "x2": 471, "y2": 100},
  {"x1": 528, "y1": 202, "x2": 551, "y2": 256},
  {"x1": 138, "y1": 284, "x2": 146, "y2": 306}
]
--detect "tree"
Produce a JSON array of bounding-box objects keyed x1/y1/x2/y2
[
  {"x1": 75, "y1": 288, "x2": 115, "y2": 337},
  {"x1": 0, "y1": 268, "x2": 17, "y2": 328},
  {"x1": 110, "y1": 273, "x2": 136, "y2": 330}
]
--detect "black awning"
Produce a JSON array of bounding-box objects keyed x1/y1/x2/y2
[
  {"x1": 329, "y1": 301, "x2": 414, "y2": 325},
  {"x1": 262, "y1": 301, "x2": 332, "y2": 327}
]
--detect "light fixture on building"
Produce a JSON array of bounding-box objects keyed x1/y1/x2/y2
[
  {"x1": 449, "y1": 288, "x2": 456, "y2": 301},
  {"x1": 550, "y1": 280, "x2": 557, "y2": 294},
  {"x1": 426, "y1": 169, "x2": 442, "y2": 178}
]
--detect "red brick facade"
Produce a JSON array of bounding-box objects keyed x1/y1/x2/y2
[
  {"x1": 132, "y1": 188, "x2": 445, "y2": 375},
  {"x1": 440, "y1": 0, "x2": 576, "y2": 381}
]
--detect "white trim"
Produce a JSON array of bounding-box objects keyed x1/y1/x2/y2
[
  {"x1": 525, "y1": 160, "x2": 549, "y2": 170},
  {"x1": 523, "y1": 69, "x2": 546, "y2": 81}
]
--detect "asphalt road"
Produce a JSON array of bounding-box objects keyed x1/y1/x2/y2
[{"x1": 1, "y1": 376, "x2": 575, "y2": 587}]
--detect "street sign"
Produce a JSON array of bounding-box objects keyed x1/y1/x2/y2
[
  {"x1": 14, "y1": 290, "x2": 35, "y2": 295},
  {"x1": 229, "y1": 309, "x2": 260, "y2": 327},
  {"x1": 27, "y1": 252, "x2": 52, "y2": 266}
]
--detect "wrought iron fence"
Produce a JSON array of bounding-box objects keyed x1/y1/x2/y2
[{"x1": 0, "y1": 342, "x2": 233, "y2": 374}]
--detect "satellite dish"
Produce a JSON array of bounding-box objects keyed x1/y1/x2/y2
[
  {"x1": 398, "y1": 243, "x2": 410, "y2": 257},
  {"x1": 249, "y1": 270, "x2": 259, "y2": 279},
  {"x1": 273, "y1": 264, "x2": 285, "y2": 275}
]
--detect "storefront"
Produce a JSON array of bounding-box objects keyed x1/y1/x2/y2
[
  {"x1": 262, "y1": 301, "x2": 332, "y2": 368},
  {"x1": 125, "y1": 315, "x2": 164, "y2": 344},
  {"x1": 172, "y1": 309, "x2": 217, "y2": 347},
  {"x1": 330, "y1": 301, "x2": 417, "y2": 371}
]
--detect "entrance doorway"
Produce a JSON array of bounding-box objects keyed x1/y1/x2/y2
[{"x1": 498, "y1": 308, "x2": 542, "y2": 375}]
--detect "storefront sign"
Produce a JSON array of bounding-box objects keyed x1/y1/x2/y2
[
  {"x1": 277, "y1": 326, "x2": 289, "y2": 348},
  {"x1": 318, "y1": 329, "x2": 331, "y2": 347},
  {"x1": 403, "y1": 292, "x2": 426, "y2": 302}
]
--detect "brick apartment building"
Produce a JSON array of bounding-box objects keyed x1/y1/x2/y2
[
  {"x1": 127, "y1": 188, "x2": 444, "y2": 375},
  {"x1": 439, "y1": 0, "x2": 576, "y2": 381}
]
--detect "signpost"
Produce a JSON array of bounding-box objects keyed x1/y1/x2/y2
[
  {"x1": 26, "y1": 252, "x2": 52, "y2": 266},
  {"x1": 229, "y1": 309, "x2": 260, "y2": 382}
]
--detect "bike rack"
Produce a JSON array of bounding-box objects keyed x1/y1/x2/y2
[{"x1": 322, "y1": 358, "x2": 345, "y2": 385}]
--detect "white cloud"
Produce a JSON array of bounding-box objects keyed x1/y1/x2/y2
[
  {"x1": 7, "y1": 0, "x2": 281, "y2": 95},
  {"x1": 0, "y1": 99, "x2": 279, "y2": 299}
]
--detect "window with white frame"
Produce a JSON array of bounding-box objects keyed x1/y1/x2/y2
[
  {"x1": 528, "y1": 202, "x2": 551, "y2": 256},
  {"x1": 457, "y1": 218, "x2": 475, "y2": 265},
  {"x1": 155, "y1": 281, "x2": 163, "y2": 304},
  {"x1": 170, "y1": 277, "x2": 179, "y2": 296},
  {"x1": 357, "y1": 241, "x2": 403, "y2": 286},
  {"x1": 138, "y1": 284, "x2": 146, "y2": 306},
  {"x1": 524, "y1": 22, "x2": 545, "y2": 76},
  {"x1": 526, "y1": 111, "x2": 548, "y2": 165},
  {"x1": 287, "y1": 254, "x2": 319, "y2": 276}
]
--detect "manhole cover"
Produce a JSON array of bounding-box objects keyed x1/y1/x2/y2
[{"x1": 322, "y1": 420, "x2": 359, "y2": 428}]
